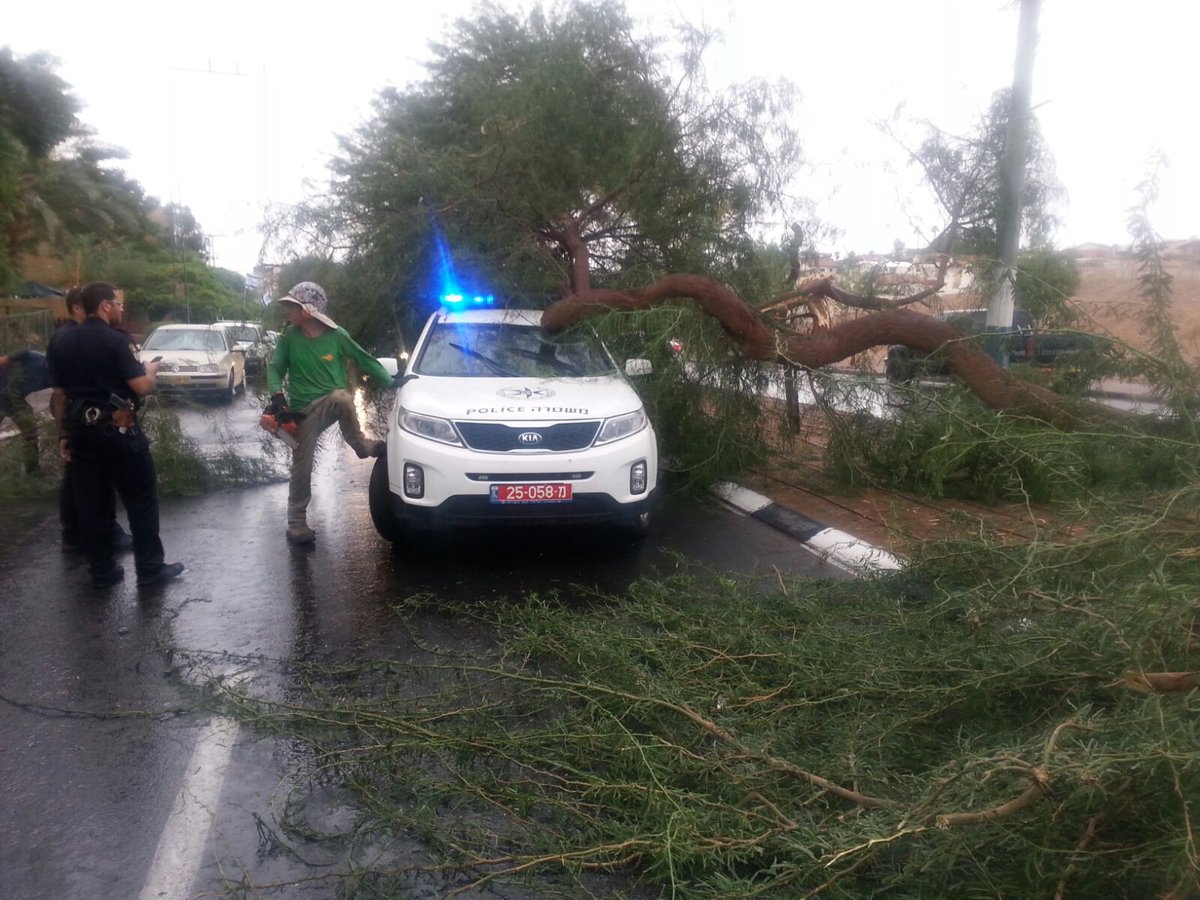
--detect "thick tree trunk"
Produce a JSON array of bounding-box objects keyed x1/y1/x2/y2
[{"x1": 542, "y1": 274, "x2": 1112, "y2": 430}]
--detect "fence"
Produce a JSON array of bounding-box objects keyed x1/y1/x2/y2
[{"x1": 0, "y1": 310, "x2": 54, "y2": 354}]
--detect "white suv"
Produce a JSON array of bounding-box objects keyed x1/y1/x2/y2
[{"x1": 369, "y1": 308, "x2": 658, "y2": 539}]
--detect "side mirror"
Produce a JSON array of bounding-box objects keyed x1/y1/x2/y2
[
  {"x1": 624, "y1": 358, "x2": 653, "y2": 377},
  {"x1": 376, "y1": 357, "x2": 400, "y2": 377}
]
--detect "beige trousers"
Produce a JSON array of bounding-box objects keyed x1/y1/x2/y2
[{"x1": 286, "y1": 389, "x2": 366, "y2": 526}]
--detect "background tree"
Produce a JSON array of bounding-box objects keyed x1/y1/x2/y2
[{"x1": 285, "y1": 0, "x2": 800, "y2": 352}]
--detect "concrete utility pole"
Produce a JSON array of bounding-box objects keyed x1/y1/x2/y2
[{"x1": 987, "y1": 0, "x2": 1041, "y2": 365}]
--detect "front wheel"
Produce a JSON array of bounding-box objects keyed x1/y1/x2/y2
[
  {"x1": 217, "y1": 371, "x2": 236, "y2": 403},
  {"x1": 369, "y1": 453, "x2": 405, "y2": 543}
]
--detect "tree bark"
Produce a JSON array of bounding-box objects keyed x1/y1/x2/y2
[{"x1": 542, "y1": 274, "x2": 1114, "y2": 430}]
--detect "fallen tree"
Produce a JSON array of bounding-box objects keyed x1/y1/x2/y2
[{"x1": 542, "y1": 273, "x2": 1113, "y2": 430}]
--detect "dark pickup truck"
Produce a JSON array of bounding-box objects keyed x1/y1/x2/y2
[{"x1": 884, "y1": 308, "x2": 1089, "y2": 384}]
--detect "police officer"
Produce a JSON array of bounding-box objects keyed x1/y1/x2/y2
[
  {"x1": 47, "y1": 282, "x2": 183, "y2": 588},
  {"x1": 46, "y1": 287, "x2": 133, "y2": 551}
]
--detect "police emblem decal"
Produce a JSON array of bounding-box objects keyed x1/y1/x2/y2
[{"x1": 497, "y1": 387, "x2": 555, "y2": 400}]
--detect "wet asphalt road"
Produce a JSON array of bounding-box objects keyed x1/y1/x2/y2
[{"x1": 0, "y1": 391, "x2": 841, "y2": 899}]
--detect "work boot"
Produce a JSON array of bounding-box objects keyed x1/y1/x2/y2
[
  {"x1": 287, "y1": 523, "x2": 317, "y2": 544},
  {"x1": 92, "y1": 565, "x2": 125, "y2": 588},
  {"x1": 351, "y1": 438, "x2": 386, "y2": 459},
  {"x1": 137, "y1": 562, "x2": 185, "y2": 587}
]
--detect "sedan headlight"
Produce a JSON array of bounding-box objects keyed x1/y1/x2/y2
[
  {"x1": 199, "y1": 363, "x2": 220, "y2": 373},
  {"x1": 595, "y1": 409, "x2": 647, "y2": 445},
  {"x1": 398, "y1": 408, "x2": 462, "y2": 446}
]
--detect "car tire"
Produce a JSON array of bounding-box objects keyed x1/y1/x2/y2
[
  {"x1": 235, "y1": 369, "x2": 246, "y2": 395},
  {"x1": 369, "y1": 454, "x2": 405, "y2": 543},
  {"x1": 215, "y1": 371, "x2": 236, "y2": 404}
]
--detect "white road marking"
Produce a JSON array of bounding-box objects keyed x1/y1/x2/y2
[
  {"x1": 712, "y1": 482, "x2": 773, "y2": 514},
  {"x1": 805, "y1": 527, "x2": 905, "y2": 574},
  {"x1": 138, "y1": 716, "x2": 239, "y2": 900}
]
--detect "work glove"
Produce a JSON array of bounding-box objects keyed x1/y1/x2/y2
[{"x1": 263, "y1": 392, "x2": 288, "y2": 417}]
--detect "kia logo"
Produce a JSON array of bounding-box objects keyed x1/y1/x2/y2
[{"x1": 517, "y1": 432, "x2": 543, "y2": 445}]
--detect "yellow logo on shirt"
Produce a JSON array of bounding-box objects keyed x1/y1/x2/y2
[{"x1": 322, "y1": 354, "x2": 334, "y2": 361}]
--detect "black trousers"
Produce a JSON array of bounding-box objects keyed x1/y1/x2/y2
[
  {"x1": 60, "y1": 467, "x2": 125, "y2": 545},
  {"x1": 68, "y1": 424, "x2": 165, "y2": 578}
]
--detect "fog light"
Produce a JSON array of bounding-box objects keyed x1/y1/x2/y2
[
  {"x1": 403, "y1": 462, "x2": 424, "y2": 498},
  {"x1": 630, "y1": 459, "x2": 647, "y2": 495}
]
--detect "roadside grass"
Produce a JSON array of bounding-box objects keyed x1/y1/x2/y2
[
  {"x1": 207, "y1": 478, "x2": 1200, "y2": 897},
  {"x1": 0, "y1": 403, "x2": 281, "y2": 507}
]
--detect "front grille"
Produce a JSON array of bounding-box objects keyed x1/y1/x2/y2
[{"x1": 455, "y1": 421, "x2": 601, "y2": 452}]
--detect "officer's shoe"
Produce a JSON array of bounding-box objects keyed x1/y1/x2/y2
[
  {"x1": 92, "y1": 565, "x2": 126, "y2": 588},
  {"x1": 136, "y1": 562, "x2": 185, "y2": 587}
]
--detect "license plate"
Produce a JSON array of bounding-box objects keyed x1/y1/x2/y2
[
  {"x1": 162, "y1": 375, "x2": 192, "y2": 384},
  {"x1": 490, "y1": 483, "x2": 573, "y2": 503}
]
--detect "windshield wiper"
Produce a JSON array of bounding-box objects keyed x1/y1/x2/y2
[
  {"x1": 448, "y1": 342, "x2": 518, "y2": 377},
  {"x1": 510, "y1": 347, "x2": 582, "y2": 376}
]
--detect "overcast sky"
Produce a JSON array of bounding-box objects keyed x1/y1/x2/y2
[{"x1": 7, "y1": 0, "x2": 1198, "y2": 276}]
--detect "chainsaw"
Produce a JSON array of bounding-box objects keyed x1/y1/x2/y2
[{"x1": 259, "y1": 395, "x2": 306, "y2": 450}]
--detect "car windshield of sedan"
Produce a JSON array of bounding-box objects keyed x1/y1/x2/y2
[
  {"x1": 143, "y1": 329, "x2": 226, "y2": 352},
  {"x1": 416, "y1": 323, "x2": 616, "y2": 378},
  {"x1": 224, "y1": 326, "x2": 260, "y2": 343}
]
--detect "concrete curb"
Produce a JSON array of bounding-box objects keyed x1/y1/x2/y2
[{"x1": 712, "y1": 482, "x2": 905, "y2": 576}]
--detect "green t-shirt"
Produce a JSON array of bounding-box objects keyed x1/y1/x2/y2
[{"x1": 268, "y1": 325, "x2": 392, "y2": 410}]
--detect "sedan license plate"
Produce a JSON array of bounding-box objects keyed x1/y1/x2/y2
[
  {"x1": 162, "y1": 374, "x2": 192, "y2": 384},
  {"x1": 490, "y1": 482, "x2": 573, "y2": 504}
]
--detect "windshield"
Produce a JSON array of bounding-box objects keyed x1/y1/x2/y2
[
  {"x1": 143, "y1": 329, "x2": 226, "y2": 352},
  {"x1": 415, "y1": 322, "x2": 616, "y2": 378},
  {"x1": 225, "y1": 326, "x2": 260, "y2": 343}
]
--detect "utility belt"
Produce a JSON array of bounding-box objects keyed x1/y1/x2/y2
[{"x1": 68, "y1": 394, "x2": 139, "y2": 432}]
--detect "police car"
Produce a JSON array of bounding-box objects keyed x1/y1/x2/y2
[{"x1": 369, "y1": 307, "x2": 658, "y2": 540}]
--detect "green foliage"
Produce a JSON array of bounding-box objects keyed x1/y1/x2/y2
[
  {"x1": 137, "y1": 404, "x2": 280, "y2": 496},
  {"x1": 913, "y1": 88, "x2": 1061, "y2": 259},
  {"x1": 1120, "y1": 159, "x2": 1200, "y2": 433},
  {"x1": 207, "y1": 483, "x2": 1200, "y2": 897},
  {"x1": 587, "y1": 306, "x2": 774, "y2": 493},
  {"x1": 85, "y1": 243, "x2": 243, "y2": 325},
  {"x1": 1014, "y1": 247, "x2": 1081, "y2": 327},
  {"x1": 825, "y1": 382, "x2": 1196, "y2": 502},
  {"x1": 0, "y1": 47, "x2": 79, "y2": 159},
  {"x1": 284, "y1": 0, "x2": 800, "y2": 349}
]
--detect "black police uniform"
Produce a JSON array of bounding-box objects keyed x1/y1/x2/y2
[
  {"x1": 46, "y1": 322, "x2": 130, "y2": 549},
  {"x1": 47, "y1": 317, "x2": 167, "y2": 583}
]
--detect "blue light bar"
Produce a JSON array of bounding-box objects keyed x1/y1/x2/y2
[{"x1": 443, "y1": 293, "x2": 464, "y2": 305}]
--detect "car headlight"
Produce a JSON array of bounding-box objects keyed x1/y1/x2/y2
[
  {"x1": 595, "y1": 409, "x2": 647, "y2": 445},
  {"x1": 398, "y1": 408, "x2": 462, "y2": 446},
  {"x1": 199, "y1": 363, "x2": 220, "y2": 373}
]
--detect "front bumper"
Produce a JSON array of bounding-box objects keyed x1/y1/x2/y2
[
  {"x1": 384, "y1": 424, "x2": 658, "y2": 528},
  {"x1": 389, "y1": 490, "x2": 655, "y2": 528},
  {"x1": 154, "y1": 373, "x2": 229, "y2": 393}
]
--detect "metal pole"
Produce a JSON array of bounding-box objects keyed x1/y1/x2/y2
[{"x1": 986, "y1": 0, "x2": 1040, "y2": 365}]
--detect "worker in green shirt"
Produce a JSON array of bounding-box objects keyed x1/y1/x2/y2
[{"x1": 266, "y1": 281, "x2": 391, "y2": 544}]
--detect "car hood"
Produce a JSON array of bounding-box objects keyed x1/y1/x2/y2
[
  {"x1": 400, "y1": 374, "x2": 643, "y2": 421},
  {"x1": 138, "y1": 349, "x2": 230, "y2": 365}
]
